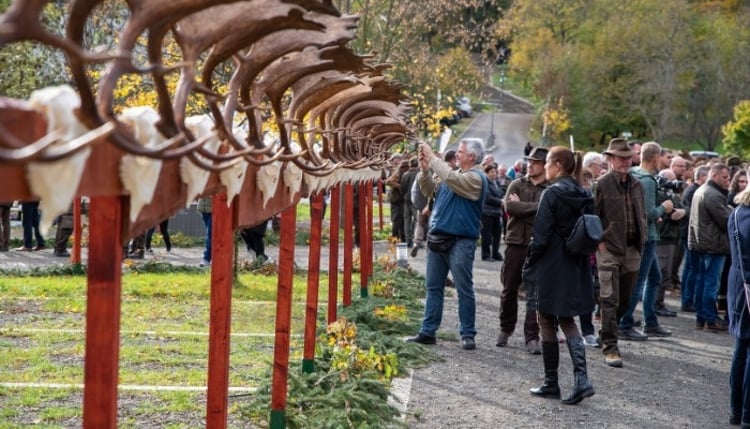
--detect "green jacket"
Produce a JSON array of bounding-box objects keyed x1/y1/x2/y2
[{"x1": 631, "y1": 167, "x2": 667, "y2": 242}]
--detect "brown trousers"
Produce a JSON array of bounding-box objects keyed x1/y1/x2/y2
[
  {"x1": 597, "y1": 245, "x2": 641, "y2": 355},
  {"x1": 499, "y1": 244, "x2": 539, "y2": 343}
]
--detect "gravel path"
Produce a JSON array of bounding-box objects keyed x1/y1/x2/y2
[{"x1": 403, "y1": 247, "x2": 733, "y2": 429}]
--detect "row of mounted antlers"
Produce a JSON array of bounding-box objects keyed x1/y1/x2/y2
[
  {"x1": 0, "y1": 0, "x2": 411, "y2": 169},
  {"x1": 0, "y1": 0, "x2": 412, "y2": 231}
]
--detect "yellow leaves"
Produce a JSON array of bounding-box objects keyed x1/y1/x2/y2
[
  {"x1": 83, "y1": 32, "x2": 217, "y2": 115},
  {"x1": 324, "y1": 317, "x2": 358, "y2": 348},
  {"x1": 373, "y1": 304, "x2": 407, "y2": 321},
  {"x1": 321, "y1": 317, "x2": 399, "y2": 383},
  {"x1": 721, "y1": 100, "x2": 750, "y2": 159},
  {"x1": 543, "y1": 102, "x2": 572, "y2": 142}
]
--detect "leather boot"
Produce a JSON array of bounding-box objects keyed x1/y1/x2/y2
[
  {"x1": 530, "y1": 341, "x2": 561, "y2": 398},
  {"x1": 562, "y1": 336, "x2": 595, "y2": 405}
]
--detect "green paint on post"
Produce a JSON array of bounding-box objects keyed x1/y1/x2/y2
[
  {"x1": 302, "y1": 358, "x2": 315, "y2": 373},
  {"x1": 360, "y1": 287, "x2": 368, "y2": 298},
  {"x1": 270, "y1": 409, "x2": 286, "y2": 429}
]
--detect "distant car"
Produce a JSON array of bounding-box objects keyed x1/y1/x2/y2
[
  {"x1": 454, "y1": 97, "x2": 473, "y2": 118},
  {"x1": 689, "y1": 150, "x2": 720, "y2": 159}
]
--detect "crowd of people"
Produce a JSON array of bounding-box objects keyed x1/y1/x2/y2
[
  {"x1": 3, "y1": 195, "x2": 272, "y2": 267},
  {"x1": 394, "y1": 136, "x2": 750, "y2": 418}
]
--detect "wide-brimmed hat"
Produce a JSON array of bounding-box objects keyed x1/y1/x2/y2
[
  {"x1": 524, "y1": 147, "x2": 548, "y2": 162},
  {"x1": 603, "y1": 138, "x2": 635, "y2": 158}
]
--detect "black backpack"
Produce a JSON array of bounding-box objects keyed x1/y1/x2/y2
[
  {"x1": 565, "y1": 212, "x2": 603, "y2": 255},
  {"x1": 552, "y1": 188, "x2": 602, "y2": 256}
]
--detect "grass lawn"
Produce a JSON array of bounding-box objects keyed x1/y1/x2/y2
[{"x1": 0, "y1": 269, "x2": 364, "y2": 428}]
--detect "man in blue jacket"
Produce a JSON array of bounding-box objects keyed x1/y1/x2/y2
[{"x1": 407, "y1": 138, "x2": 488, "y2": 350}]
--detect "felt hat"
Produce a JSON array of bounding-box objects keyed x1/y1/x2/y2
[
  {"x1": 524, "y1": 147, "x2": 549, "y2": 162},
  {"x1": 603, "y1": 138, "x2": 635, "y2": 158}
]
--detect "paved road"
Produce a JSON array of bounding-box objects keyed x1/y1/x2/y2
[{"x1": 455, "y1": 86, "x2": 535, "y2": 168}]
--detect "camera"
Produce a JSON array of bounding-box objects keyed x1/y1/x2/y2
[{"x1": 655, "y1": 175, "x2": 683, "y2": 195}]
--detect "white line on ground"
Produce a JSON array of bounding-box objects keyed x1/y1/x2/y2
[
  {"x1": 387, "y1": 369, "x2": 413, "y2": 419},
  {"x1": 6, "y1": 297, "x2": 330, "y2": 305},
  {"x1": 0, "y1": 382, "x2": 257, "y2": 393},
  {"x1": 4, "y1": 328, "x2": 303, "y2": 338}
]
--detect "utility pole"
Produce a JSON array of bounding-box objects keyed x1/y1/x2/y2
[{"x1": 487, "y1": 69, "x2": 506, "y2": 150}]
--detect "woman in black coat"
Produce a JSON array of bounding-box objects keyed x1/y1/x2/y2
[{"x1": 523, "y1": 146, "x2": 596, "y2": 405}]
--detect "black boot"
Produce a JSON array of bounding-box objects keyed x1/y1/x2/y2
[
  {"x1": 530, "y1": 342, "x2": 561, "y2": 398},
  {"x1": 561, "y1": 336, "x2": 595, "y2": 405}
]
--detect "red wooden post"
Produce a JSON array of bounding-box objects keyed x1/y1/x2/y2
[
  {"x1": 366, "y1": 181, "x2": 374, "y2": 280},
  {"x1": 83, "y1": 195, "x2": 124, "y2": 429},
  {"x1": 377, "y1": 178, "x2": 384, "y2": 231},
  {"x1": 302, "y1": 193, "x2": 324, "y2": 373},
  {"x1": 72, "y1": 197, "x2": 82, "y2": 265},
  {"x1": 206, "y1": 192, "x2": 235, "y2": 429},
  {"x1": 358, "y1": 182, "x2": 368, "y2": 297},
  {"x1": 342, "y1": 183, "x2": 353, "y2": 307},
  {"x1": 270, "y1": 205, "x2": 297, "y2": 428},
  {"x1": 327, "y1": 185, "x2": 341, "y2": 324}
]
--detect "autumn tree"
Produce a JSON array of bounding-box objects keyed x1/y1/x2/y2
[
  {"x1": 721, "y1": 100, "x2": 750, "y2": 159},
  {"x1": 501, "y1": 0, "x2": 750, "y2": 150},
  {"x1": 333, "y1": 0, "x2": 492, "y2": 138},
  {"x1": 497, "y1": 0, "x2": 596, "y2": 145},
  {"x1": 0, "y1": 1, "x2": 68, "y2": 98},
  {"x1": 684, "y1": 12, "x2": 750, "y2": 150}
]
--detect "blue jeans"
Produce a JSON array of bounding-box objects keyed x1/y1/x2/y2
[
  {"x1": 620, "y1": 240, "x2": 661, "y2": 330},
  {"x1": 420, "y1": 238, "x2": 476, "y2": 339},
  {"x1": 681, "y1": 244, "x2": 699, "y2": 309},
  {"x1": 201, "y1": 212, "x2": 212, "y2": 262},
  {"x1": 730, "y1": 337, "x2": 750, "y2": 425},
  {"x1": 694, "y1": 252, "x2": 725, "y2": 324}
]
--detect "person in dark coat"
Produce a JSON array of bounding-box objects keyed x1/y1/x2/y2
[
  {"x1": 480, "y1": 163, "x2": 503, "y2": 261},
  {"x1": 0, "y1": 201, "x2": 11, "y2": 252},
  {"x1": 523, "y1": 146, "x2": 595, "y2": 405},
  {"x1": 728, "y1": 185, "x2": 750, "y2": 427},
  {"x1": 241, "y1": 218, "x2": 270, "y2": 262},
  {"x1": 146, "y1": 218, "x2": 172, "y2": 253}
]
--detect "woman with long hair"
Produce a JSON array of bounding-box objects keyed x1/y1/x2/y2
[
  {"x1": 729, "y1": 169, "x2": 748, "y2": 208},
  {"x1": 523, "y1": 146, "x2": 596, "y2": 405}
]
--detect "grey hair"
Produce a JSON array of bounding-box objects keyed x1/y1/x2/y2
[
  {"x1": 461, "y1": 138, "x2": 485, "y2": 165},
  {"x1": 694, "y1": 165, "x2": 709, "y2": 181},
  {"x1": 582, "y1": 151, "x2": 604, "y2": 168}
]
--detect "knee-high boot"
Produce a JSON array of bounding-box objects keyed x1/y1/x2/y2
[
  {"x1": 530, "y1": 341, "x2": 560, "y2": 398},
  {"x1": 562, "y1": 336, "x2": 595, "y2": 405}
]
